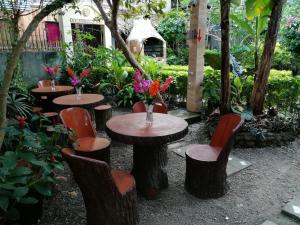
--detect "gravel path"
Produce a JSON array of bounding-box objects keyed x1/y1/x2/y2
[{"x1": 40, "y1": 122, "x2": 300, "y2": 225}]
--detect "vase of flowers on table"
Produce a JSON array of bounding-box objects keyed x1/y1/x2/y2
[
  {"x1": 67, "y1": 68, "x2": 91, "y2": 100},
  {"x1": 133, "y1": 69, "x2": 173, "y2": 126},
  {"x1": 43, "y1": 64, "x2": 59, "y2": 90}
]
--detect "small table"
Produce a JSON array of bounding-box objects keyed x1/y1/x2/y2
[
  {"x1": 53, "y1": 94, "x2": 104, "y2": 118},
  {"x1": 106, "y1": 113, "x2": 188, "y2": 199},
  {"x1": 31, "y1": 86, "x2": 74, "y2": 111}
]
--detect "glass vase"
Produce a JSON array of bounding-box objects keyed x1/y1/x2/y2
[
  {"x1": 145, "y1": 104, "x2": 153, "y2": 126},
  {"x1": 75, "y1": 86, "x2": 82, "y2": 100},
  {"x1": 51, "y1": 80, "x2": 56, "y2": 91}
]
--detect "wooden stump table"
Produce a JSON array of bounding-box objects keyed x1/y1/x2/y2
[
  {"x1": 31, "y1": 86, "x2": 74, "y2": 111},
  {"x1": 106, "y1": 113, "x2": 188, "y2": 199},
  {"x1": 53, "y1": 94, "x2": 104, "y2": 119}
]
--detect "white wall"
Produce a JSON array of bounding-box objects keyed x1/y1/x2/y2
[{"x1": 58, "y1": 0, "x2": 112, "y2": 48}]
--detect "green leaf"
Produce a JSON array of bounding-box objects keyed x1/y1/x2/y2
[
  {"x1": 231, "y1": 0, "x2": 240, "y2": 5},
  {"x1": 17, "y1": 151, "x2": 36, "y2": 162},
  {"x1": 0, "y1": 183, "x2": 16, "y2": 190},
  {"x1": 34, "y1": 183, "x2": 52, "y2": 197},
  {"x1": 0, "y1": 196, "x2": 9, "y2": 211},
  {"x1": 2, "y1": 151, "x2": 17, "y2": 171},
  {"x1": 14, "y1": 187, "x2": 29, "y2": 200},
  {"x1": 19, "y1": 197, "x2": 39, "y2": 204},
  {"x1": 230, "y1": 14, "x2": 255, "y2": 35},
  {"x1": 11, "y1": 167, "x2": 32, "y2": 176}
]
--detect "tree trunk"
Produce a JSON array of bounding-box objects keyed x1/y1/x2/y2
[
  {"x1": 0, "y1": 0, "x2": 74, "y2": 149},
  {"x1": 93, "y1": 0, "x2": 163, "y2": 103},
  {"x1": 250, "y1": 0, "x2": 286, "y2": 115},
  {"x1": 220, "y1": 0, "x2": 231, "y2": 114}
]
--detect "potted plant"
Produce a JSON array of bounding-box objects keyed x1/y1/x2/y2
[
  {"x1": 0, "y1": 116, "x2": 68, "y2": 224},
  {"x1": 67, "y1": 68, "x2": 91, "y2": 99},
  {"x1": 133, "y1": 69, "x2": 173, "y2": 124}
]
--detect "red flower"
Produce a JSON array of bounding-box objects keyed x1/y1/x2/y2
[
  {"x1": 53, "y1": 64, "x2": 59, "y2": 74},
  {"x1": 18, "y1": 116, "x2": 26, "y2": 128},
  {"x1": 149, "y1": 80, "x2": 160, "y2": 97},
  {"x1": 80, "y1": 68, "x2": 91, "y2": 79},
  {"x1": 67, "y1": 68, "x2": 76, "y2": 78},
  {"x1": 160, "y1": 76, "x2": 174, "y2": 93},
  {"x1": 49, "y1": 154, "x2": 56, "y2": 163}
]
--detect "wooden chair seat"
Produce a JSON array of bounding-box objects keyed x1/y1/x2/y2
[
  {"x1": 60, "y1": 107, "x2": 111, "y2": 163},
  {"x1": 74, "y1": 137, "x2": 110, "y2": 152},
  {"x1": 186, "y1": 144, "x2": 222, "y2": 162},
  {"x1": 111, "y1": 170, "x2": 136, "y2": 195},
  {"x1": 185, "y1": 114, "x2": 244, "y2": 199},
  {"x1": 43, "y1": 112, "x2": 58, "y2": 117}
]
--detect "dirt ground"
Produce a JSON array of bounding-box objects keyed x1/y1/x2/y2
[{"x1": 39, "y1": 122, "x2": 300, "y2": 225}]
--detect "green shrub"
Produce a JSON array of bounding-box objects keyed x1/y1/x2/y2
[{"x1": 123, "y1": 65, "x2": 298, "y2": 112}]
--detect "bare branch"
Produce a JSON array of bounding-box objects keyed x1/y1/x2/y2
[
  {"x1": 106, "y1": 0, "x2": 112, "y2": 9},
  {"x1": 93, "y1": 0, "x2": 112, "y2": 28}
]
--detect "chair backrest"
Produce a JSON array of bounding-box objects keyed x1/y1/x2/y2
[
  {"x1": 62, "y1": 148, "x2": 121, "y2": 223},
  {"x1": 132, "y1": 101, "x2": 146, "y2": 113},
  {"x1": 210, "y1": 113, "x2": 243, "y2": 151},
  {"x1": 38, "y1": 80, "x2": 52, "y2": 88},
  {"x1": 60, "y1": 107, "x2": 96, "y2": 139},
  {"x1": 153, "y1": 102, "x2": 168, "y2": 114}
]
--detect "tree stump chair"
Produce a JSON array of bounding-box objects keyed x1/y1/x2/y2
[
  {"x1": 62, "y1": 148, "x2": 139, "y2": 225},
  {"x1": 32, "y1": 106, "x2": 43, "y2": 114},
  {"x1": 42, "y1": 112, "x2": 59, "y2": 125},
  {"x1": 94, "y1": 104, "x2": 112, "y2": 131},
  {"x1": 185, "y1": 113, "x2": 244, "y2": 198},
  {"x1": 60, "y1": 107, "x2": 111, "y2": 164},
  {"x1": 132, "y1": 101, "x2": 168, "y2": 113},
  {"x1": 38, "y1": 80, "x2": 53, "y2": 100},
  {"x1": 153, "y1": 102, "x2": 168, "y2": 114},
  {"x1": 132, "y1": 101, "x2": 146, "y2": 113}
]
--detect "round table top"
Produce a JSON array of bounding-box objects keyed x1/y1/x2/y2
[
  {"x1": 31, "y1": 86, "x2": 74, "y2": 96},
  {"x1": 106, "y1": 113, "x2": 188, "y2": 145},
  {"x1": 53, "y1": 94, "x2": 104, "y2": 108}
]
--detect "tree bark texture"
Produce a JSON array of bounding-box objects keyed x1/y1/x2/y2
[
  {"x1": 250, "y1": 0, "x2": 287, "y2": 115},
  {"x1": 0, "y1": 0, "x2": 74, "y2": 149},
  {"x1": 185, "y1": 155, "x2": 228, "y2": 198},
  {"x1": 63, "y1": 151, "x2": 139, "y2": 225},
  {"x1": 131, "y1": 144, "x2": 168, "y2": 199},
  {"x1": 220, "y1": 0, "x2": 231, "y2": 114},
  {"x1": 94, "y1": 105, "x2": 112, "y2": 131}
]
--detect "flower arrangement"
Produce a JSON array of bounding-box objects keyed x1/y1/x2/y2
[
  {"x1": 133, "y1": 69, "x2": 174, "y2": 104},
  {"x1": 67, "y1": 68, "x2": 91, "y2": 87},
  {"x1": 43, "y1": 64, "x2": 59, "y2": 80}
]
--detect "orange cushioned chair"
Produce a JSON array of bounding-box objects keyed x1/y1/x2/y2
[
  {"x1": 62, "y1": 148, "x2": 139, "y2": 225},
  {"x1": 132, "y1": 101, "x2": 168, "y2": 114},
  {"x1": 60, "y1": 107, "x2": 111, "y2": 164},
  {"x1": 185, "y1": 113, "x2": 244, "y2": 199}
]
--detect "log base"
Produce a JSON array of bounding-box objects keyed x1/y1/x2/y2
[
  {"x1": 94, "y1": 104, "x2": 112, "y2": 131},
  {"x1": 131, "y1": 144, "x2": 168, "y2": 199},
  {"x1": 76, "y1": 144, "x2": 110, "y2": 165},
  {"x1": 185, "y1": 153, "x2": 228, "y2": 199}
]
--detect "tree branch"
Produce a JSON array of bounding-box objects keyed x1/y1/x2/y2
[{"x1": 94, "y1": 0, "x2": 112, "y2": 28}]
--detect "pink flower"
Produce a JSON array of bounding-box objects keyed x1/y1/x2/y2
[
  {"x1": 134, "y1": 69, "x2": 142, "y2": 82},
  {"x1": 160, "y1": 77, "x2": 174, "y2": 93},
  {"x1": 71, "y1": 77, "x2": 80, "y2": 86}
]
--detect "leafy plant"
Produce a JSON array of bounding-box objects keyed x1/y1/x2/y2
[
  {"x1": 0, "y1": 118, "x2": 69, "y2": 222},
  {"x1": 7, "y1": 90, "x2": 32, "y2": 119}
]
